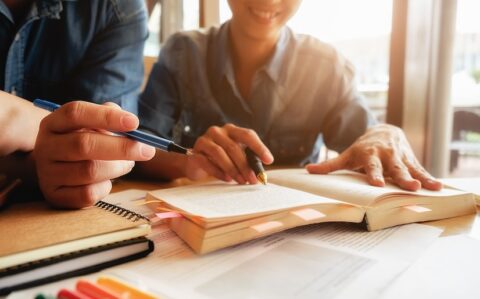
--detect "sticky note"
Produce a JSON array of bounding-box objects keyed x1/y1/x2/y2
[
  {"x1": 250, "y1": 221, "x2": 283, "y2": 233},
  {"x1": 403, "y1": 205, "x2": 432, "y2": 213},
  {"x1": 291, "y1": 208, "x2": 326, "y2": 221},
  {"x1": 154, "y1": 211, "x2": 183, "y2": 219}
]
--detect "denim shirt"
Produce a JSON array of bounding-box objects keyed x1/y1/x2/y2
[
  {"x1": 0, "y1": 0, "x2": 147, "y2": 113},
  {"x1": 139, "y1": 23, "x2": 376, "y2": 165}
]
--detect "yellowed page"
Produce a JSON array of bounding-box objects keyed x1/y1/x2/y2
[
  {"x1": 148, "y1": 182, "x2": 342, "y2": 220},
  {"x1": 267, "y1": 169, "x2": 466, "y2": 207}
]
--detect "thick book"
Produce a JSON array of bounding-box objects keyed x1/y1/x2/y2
[
  {"x1": 0, "y1": 200, "x2": 154, "y2": 295},
  {"x1": 146, "y1": 169, "x2": 476, "y2": 254}
]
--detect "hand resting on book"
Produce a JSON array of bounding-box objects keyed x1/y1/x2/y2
[{"x1": 307, "y1": 124, "x2": 443, "y2": 191}]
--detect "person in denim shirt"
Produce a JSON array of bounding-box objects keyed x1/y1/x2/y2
[
  {"x1": 0, "y1": 0, "x2": 156, "y2": 208},
  {"x1": 138, "y1": 0, "x2": 443, "y2": 192}
]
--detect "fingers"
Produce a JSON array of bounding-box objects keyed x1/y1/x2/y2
[
  {"x1": 306, "y1": 155, "x2": 347, "y2": 174},
  {"x1": 385, "y1": 157, "x2": 421, "y2": 191},
  {"x1": 43, "y1": 101, "x2": 139, "y2": 133},
  {"x1": 404, "y1": 160, "x2": 443, "y2": 191},
  {"x1": 194, "y1": 124, "x2": 273, "y2": 184},
  {"x1": 224, "y1": 124, "x2": 274, "y2": 164},
  {"x1": 39, "y1": 131, "x2": 155, "y2": 161},
  {"x1": 363, "y1": 155, "x2": 385, "y2": 187},
  {"x1": 204, "y1": 126, "x2": 257, "y2": 183},
  {"x1": 34, "y1": 100, "x2": 154, "y2": 208},
  {"x1": 46, "y1": 180, "x2": 113, "y2": 209},
  {"x1": 40, "y1": 160, "x2": 135, "y2": 186},
  {"x1": 195, "y1": 135, "x2": 246, "y2": 183}
]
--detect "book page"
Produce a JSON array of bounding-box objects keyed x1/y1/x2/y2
[
  {"x1": 267, "y1": 168, "x2": 467, "y2": 207},
  {"x1": 148, "y1": 182, "x2": 342, "y2": 220}
]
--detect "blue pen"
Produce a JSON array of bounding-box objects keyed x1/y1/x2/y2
[{"x1": 33, "y1": 99, "x2": 189, "y2": 155}]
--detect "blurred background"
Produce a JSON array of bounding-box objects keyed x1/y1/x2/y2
[{"x1": 143, "y1": 0, "x2": 480, "y2": 178}]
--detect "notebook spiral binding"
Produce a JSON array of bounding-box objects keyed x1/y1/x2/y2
[{"x1": 95, "y1": 201, "x2": 149, "y2": 223}]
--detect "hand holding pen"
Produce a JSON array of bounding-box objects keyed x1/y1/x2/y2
[
  {"x1": 189, "y1": 123, "x2": 273, "y2": 184},
  {"x1": 33, "y1": 100, "x2": 160, "y2": 208}
]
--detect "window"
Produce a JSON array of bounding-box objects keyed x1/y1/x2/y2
[
  {"x1": 144, "y1": 0, "x2": 200, "y2": 57},
  {"x1": 449, "y1": 0, "x2": 480, "y2": 177}
]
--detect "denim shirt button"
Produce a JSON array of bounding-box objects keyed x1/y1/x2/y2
[
  {"x1": 184, "y1": 125, "x2": 191, "y2": 133},
  {"x1": 14, "y1": 34, "x2": 20, "y2": 42}
]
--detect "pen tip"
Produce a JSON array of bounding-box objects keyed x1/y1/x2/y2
[{"x1": 257, "y1": 172, "x2": 268, "y2": 185}]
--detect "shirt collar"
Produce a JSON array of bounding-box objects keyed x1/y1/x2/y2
[
  {"x1": 30, "y1": 0, "x2": 64, "y2": 20},
  {"x1": 0, "y1": 1, "x2": 13, "y2": 22},
  {"x1": 261, "y1": 27, "x2": 290, "y2": 83}
]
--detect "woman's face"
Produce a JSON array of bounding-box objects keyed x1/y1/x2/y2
[{"x1": 227, "y1": 0, "x2": 302, "y2": 41}]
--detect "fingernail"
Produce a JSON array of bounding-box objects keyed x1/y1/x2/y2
[
  {"x1": 141, "y1": 145, "x2": 155, "y2": 158},
  {"x1": 121, "y1": 115, "x2": 138, "y2": 128},
  {"x1": 265, "y1": 151, "x2": 274, "y2": 163}
]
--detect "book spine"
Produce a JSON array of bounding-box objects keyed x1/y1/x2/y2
[{"x1": 95, "y1": 201, "x2": 150, "y2": 223}]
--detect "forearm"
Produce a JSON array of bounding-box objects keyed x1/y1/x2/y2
[
  {"x1": 0, "y1": 92, "x2": 48, "y2": 155},
  {"x1": 133, "y1": 150, "x2": 187, "y2": 181}
]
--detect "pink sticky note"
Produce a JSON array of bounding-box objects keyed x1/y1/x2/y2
[
  {"x1": 403, "y1": 205, "x2": 431, "y2": 213},
  {"x1": 155, "y1": 211, "x2": 183, "y2": 219},
  {"x1": 291, "y1": 208, "x2": 326, "y2": 221},
  {"x1": 250, "y1": 221, "x2": 283, "y2": 233}
]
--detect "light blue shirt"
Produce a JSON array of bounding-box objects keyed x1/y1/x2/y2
[{"x1": 140, "y1": 22, "x2": 376, "y2": 165}]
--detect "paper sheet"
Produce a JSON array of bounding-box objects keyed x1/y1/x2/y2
[
  {"x1": 149, "y1": 182, "x2": 340, "y2": 219},
  {"x1": 268, "y1": 169, "x2": 469, "y2": 207},
  {"x1": 382, "y1": 235, "x2": 480, "y2": 299},
  {"x1": 8, "y1": 190, "x2": 443, "y2": 299}
]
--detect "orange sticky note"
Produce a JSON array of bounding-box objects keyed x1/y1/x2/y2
[
  {"x1": 291, "y1": 208, "x2": 326, "y2": 221},
  {"x1": 250, "y1": 221, "x2": 283, "y2": 233},
  {"x1": 403, "y1": 205, "x2": 431, "y2": 213}
]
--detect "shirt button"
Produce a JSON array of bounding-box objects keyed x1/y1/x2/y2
[
  {"x1": 14, "y1": 34, "x2": 20, "y2": 42},
  {"x1": 184, "y1": 125, "x2": 191, "y2": 133},
  {"x1": 11, "y1": 87, "x2": 16, "y2": 96}
]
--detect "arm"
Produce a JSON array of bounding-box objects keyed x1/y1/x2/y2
[{"x1": 135, "y1": 50, "x2": 273, "y2": 184}]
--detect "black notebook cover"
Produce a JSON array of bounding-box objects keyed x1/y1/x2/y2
[{"x1": 0, "y1": 237, "x2": 154, "y2": 295}]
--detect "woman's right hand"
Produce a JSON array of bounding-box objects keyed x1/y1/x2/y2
[{"x1": 184, "y1": 124, "x2": 274, "y2": 184}]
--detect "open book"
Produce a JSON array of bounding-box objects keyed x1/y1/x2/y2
[
  {"x1": 147, "y1": 169, "x2": 476, "y2": 254},
  {"x1": 0, "y1": 200, "x2": 153, "y2": 295}
]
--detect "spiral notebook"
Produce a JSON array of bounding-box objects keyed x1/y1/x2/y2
[{"x1": 0, "y1": 200, "x2": 154, "y2": 294}]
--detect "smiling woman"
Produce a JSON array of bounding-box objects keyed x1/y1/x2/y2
[{"x1": 221, "y1": 0, "x2": 393, "y2": 122}]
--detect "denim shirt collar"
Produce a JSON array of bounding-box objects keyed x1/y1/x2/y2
[
  {"x1": 30, "y1": 0, "x2": 64, "y2": 20},
  {"x1": 0, "y1": 0, "x2": 65, "y2": 23},
  {"x1": 0, "y1": 1, "x2": 13, "y2": 22}
]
